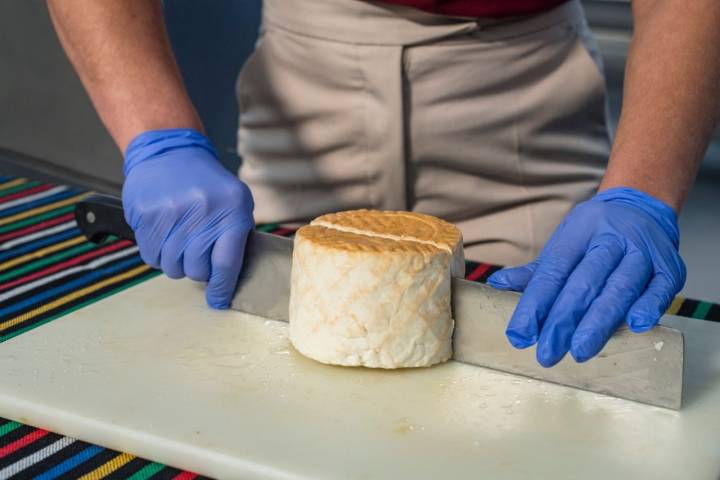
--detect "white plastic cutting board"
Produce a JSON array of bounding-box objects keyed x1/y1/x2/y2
[{"x1": 0, "y1": 276, "x2": 719, "y2": 480}]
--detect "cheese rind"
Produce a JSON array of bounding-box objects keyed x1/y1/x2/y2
[
  {"x1": 289, "y1": 211, "x2": 464, "y2": 369},
  {"x1": 311, "y1": 210, "x2": 465, "y2": 277}
]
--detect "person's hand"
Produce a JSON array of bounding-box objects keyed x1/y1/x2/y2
[
  {"x1": 122, "y1": 128, "x2": 255, "y2": 309},
  {"x1": 487, "y1": 187, "x2": 686, "y2": 367}
]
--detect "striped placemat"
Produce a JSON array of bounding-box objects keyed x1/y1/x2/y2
[
  {"x1": 0, "y1": 419, "x2": 203, "y2": 480},
  {"x1": 0, "y1": 175, "x2": 718, "y2": 479},
  {"x1": 0, "y1": 177, "x2": 204, "y2": 479}
]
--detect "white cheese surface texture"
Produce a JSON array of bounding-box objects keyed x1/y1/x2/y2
[{"x1": 289, "y1": 210, "x2": 465, "y2": 368}]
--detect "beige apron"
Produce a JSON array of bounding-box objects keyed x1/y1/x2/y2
[{"x1": 236, "y1": 0, "x2": 611, "y2": 265}]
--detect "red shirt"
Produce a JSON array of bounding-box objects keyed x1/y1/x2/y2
[{"x1": 378, "y1": 0, "x2": 568, "y2": 18}]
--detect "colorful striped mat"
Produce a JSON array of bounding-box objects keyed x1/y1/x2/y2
[
  {"x1": 0, "y1": 175, "x2": 718, "y2": 479},
  {"x1": 0, "y1": 177, "x2": 203, "y2": 479}
]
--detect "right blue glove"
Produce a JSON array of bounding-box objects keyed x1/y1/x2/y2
[
  {"x1": 122, "y1": 128, "x2": 255, "y2": 309},
  {"x1": 487, "y1": 187, "x2": 686, "y2": 367}
]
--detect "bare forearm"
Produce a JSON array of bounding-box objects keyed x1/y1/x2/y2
[
  {"x1": 600, "y1": 0, "x2": 720, "y2": 211},
  {"x1": 47, "y1": 0, "x2": 202, "y2": 151}
]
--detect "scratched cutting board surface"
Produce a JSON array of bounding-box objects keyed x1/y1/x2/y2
[{"x1": 0, "y1": 276, "x2": 718, "y2": 480}]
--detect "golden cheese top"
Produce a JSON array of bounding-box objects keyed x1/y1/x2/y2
[
  {"x1": 305, "y1": 209, "x2": 462, "y2": 254},
  {"x1": 296, "y1": 225, "x2": 442, "y2": 254}
]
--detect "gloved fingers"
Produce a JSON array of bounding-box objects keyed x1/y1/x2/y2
[
  {"x1": 627, "y1": 274, "x2": 676, "y2": 333},
  {"x1": 487, "y1": 261, "x2": 538, "y2": 292},
  {"x1": 127, "y1": 207, "x2": 175, "y2": 271},
  {"x1": 569, "y1": 250, "x2": 653, "y2": 362},
  {"x1": 535, "y1": 236, "x2": 625, "y2": 367},
  {"x1": 159, "y1": 232, "x2": 187, "y2": 279},
  {"x1": 205, "y1": 225, "x2": 251, "y2": 309},
  {"x1": 504, "y1": 239, "x2": 586, "y2": 350},
  {"x1": 134, "y1": 233, "x2": 161, "y2": 269},
  {"x1": 183, "y1": 235, "x2": 213, "y2": 282},
  {"x1": 122, "y1": 189, "x2": 157, "y2": 269}
]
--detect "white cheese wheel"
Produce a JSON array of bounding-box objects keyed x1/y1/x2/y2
[{"x1": 289, "y1": 210, "x2": 464, "y2": 369}]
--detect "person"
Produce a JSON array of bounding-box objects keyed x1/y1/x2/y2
[{"x1": 47, "y1": 0, "x2": 720, "y2": 367}]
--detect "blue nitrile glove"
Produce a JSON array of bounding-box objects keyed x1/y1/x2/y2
[
  {"x1": 487, "y1": 187, "x2": 686, "y2": 367},
  {"x1": 122, "y1": 128, "x2": 255, "y2": 309}
]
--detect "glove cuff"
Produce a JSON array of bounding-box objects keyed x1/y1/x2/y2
[
  {"x1": 123, "y1": 128, "x2": 218, "y2": 177},
  {"x1": 593, "y1": 187, "x2": 680, "y2": 247}
]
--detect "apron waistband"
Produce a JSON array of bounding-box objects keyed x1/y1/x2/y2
[{"x1": 262, "y1": 0, "x2": 584, "y2": 46}]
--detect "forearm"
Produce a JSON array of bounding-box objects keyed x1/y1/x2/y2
[
  {"x1": 47, "y1": 0, "x2": 202, "y2": 151},
  {"x1": 599, "y1": 0, "x2": 720, "y2": 211}
]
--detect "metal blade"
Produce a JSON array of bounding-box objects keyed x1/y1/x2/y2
[
  {"x1": 451, "y1": 278, "x2": 683, "y2": 409},
  {"x1": 230, "y1": 231, "x2": 684, "y2": 409},
  {"x1": 231, "y1": 230, "x2": 294, "y2": 321}
]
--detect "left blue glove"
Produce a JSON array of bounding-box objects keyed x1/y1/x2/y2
[
  {"x1": 123, "y1": 128, "x2": 255, "y2": 309},
  {"x1": 487, "y1": 187, "x2": 686, "y2": 367}
]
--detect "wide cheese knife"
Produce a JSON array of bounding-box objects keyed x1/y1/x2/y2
[{"x1": 75, "y1": 194, "x2": 684, "y2": 409}]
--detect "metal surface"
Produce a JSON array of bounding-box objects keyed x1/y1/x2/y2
[
  {"x1": 451, "y1": 278, "x2": 684, "y2": 409},
  {"x1": 229, "y1": 233, "x2": 684, "y2": 409},
  {"x1": 230, "y1": 231, "x2": 294, "y2": 321}
]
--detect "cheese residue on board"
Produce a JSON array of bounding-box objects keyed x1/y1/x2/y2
[{"x1": 289, "y1": 210, "x2": 464, "y2": 369}]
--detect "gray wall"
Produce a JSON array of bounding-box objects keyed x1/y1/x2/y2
[
  {"x1": 0, "y1": 0, "x2": 717, "y2": 193},
  {"x1": 0, "y1": 1, "x2": 122, "y2": 191},
  {"x1": 0, "y1": 0, "x2": 261, "y2": 192}
]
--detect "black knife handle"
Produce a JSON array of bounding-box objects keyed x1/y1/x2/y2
[{"x1": 74, "y1": 194, "x2": 136, "y2": 244}]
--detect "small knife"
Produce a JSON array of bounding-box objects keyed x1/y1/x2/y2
[{"x1": 75, "y1": 194, "x2": 684, "y2": 409}]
